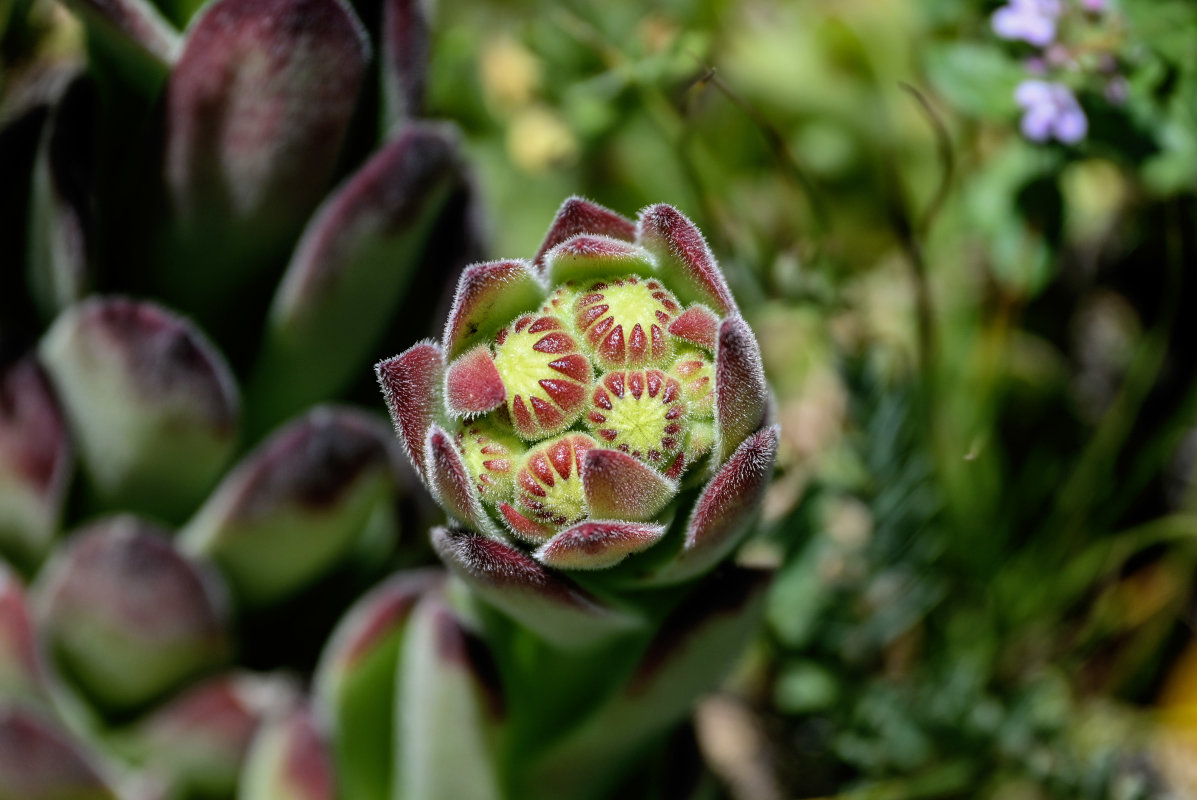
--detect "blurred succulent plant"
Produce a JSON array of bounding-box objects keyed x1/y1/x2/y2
[
  {"x1": 330, "y1": 198, "x2": 780, "y2": 799},
  {"x1": 0, "y1": 0, "x2": 478, "y2": 796}
]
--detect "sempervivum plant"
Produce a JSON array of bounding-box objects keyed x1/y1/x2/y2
[
  {"x1": 0, "y1": 0, "x2": 473, "y2": 797},
  {"x1": 351, "y1": 198, "x2": 779, "y2": 799}
]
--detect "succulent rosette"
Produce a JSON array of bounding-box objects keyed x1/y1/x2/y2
[{"x1": 377, "y1": 197, "x2": 779, "y2": 646}]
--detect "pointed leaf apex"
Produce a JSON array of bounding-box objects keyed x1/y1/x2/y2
[
  {"x1": 651, "y1": 426, "x2": 778, "y2": 585},
  {"x1": 444, "y1": 345, "x2": 506, "y2": 418},
  {"x1": 376, "y1": 340, "x2": 444, "y2": 484},
  {"x1": 637, "y1": 204, "x2": 737, "y2": 316},
  {"x1": 714, "y1": 316, "x2": 768, "y2": 465},
  {"x1": 443, "y1": 259, "x2": 545, "y2": 359},
  {"x1": 533, "y1": 196, "x2": 637, "y2": 269}
]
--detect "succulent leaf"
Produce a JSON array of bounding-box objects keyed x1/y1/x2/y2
[
  {"x1": 0, "y1": 564, "x2": 50, "y2": 705},
  {"x1": 394, "y1": 594, "x2": 504, "y2": 800},
  {"x1": 580, "y1": 448, "x2": 677, "y2": 522},
  {"x1": 0, "y1": 359, "x2": 71, "y2": 570},
  {"x1": 249, "y1": 123, "x2": 463, "y2": 433},
  {"x1": 637, "y1": 204, "x2": 737, "y2": 316},
  {"x1": 444, "y1": 345, "x2": 507, "y2": 418},
  {"x1": 179, "y1": 408, "x2": 396, "y2": 608},
  {"x1": 0, "y1": 705, "x2": 119, "y2": 800},
  {"x1": 376, "y1": 341, "x2": 446, "y2": 488},
  {"x1": 667, "y1": 305, "x2": 721, "y2": 352},
  {"x1": 650, "y1": 426, "x2": 780, "y2": 585},
  {"x1": 425, "y1": 424, "x2": 502, "y2": 539},
  {"x1": 239, "y1": 702, "x2": 335, "y2": 800},
  {"x1": 39, "y1": 297, "x2": 239, "y2": 523},
  {"x1": 431, "y1": 527, "x2": 642, "y2": 648},
  {"x1": 443, "y1": 260, "x2": 546, "y2": 360},
  {"x1": 315, "y1": 570, "x2": 442, "y2": 800},
  {"x1": 381, "y1": 0, "x2": 430, "y2": 127},
  {"x1": 163, "y1": 0, "x2": 371, "y2": 297},
  {"x1": 532, "y1": 196, "x2": 637, "y2": 270},
  {"x1": 33, "y1": 516, "x2": 232, "y2": 714},
  {"x1": 522, "y1": 567, "x2": 770, "y2": 800},
  {"x1": 534, "y1": 520, "x2": 668, "y2": 570},
  {"x1": 542, "y1": 235, "x2": 656, "y2": 287},
  {"x1": 713, "y1": 316, "x2": 769, "y2": 467},
  {"x1": 116, "y1": 672, "x2": 298, "y2": 798}
]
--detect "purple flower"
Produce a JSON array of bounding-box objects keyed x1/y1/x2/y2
[
  {"x1": 992, "y1": 0, "x2": 1062, "y2": 46},
  {"x1": 1080, "y1": 0, "x2": 1107, "y2": 14},
  {"x1": 1015, "y1": 80, "x2": 1088, "y2": 143}
]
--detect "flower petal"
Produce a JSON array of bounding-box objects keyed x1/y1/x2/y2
[
  {"x1": 637, "y1": 204, "x2": 737, "y2": 316},
  {"x1": 444, "y1": 345, "x2": 506, "y2": 418},
  {"x1": 713, "y1": 316, "x2": 768, "y2": 466},
  {"x1": 650, "y1": 426, "x2": 778, "y2": 585},
  {"x1": 425, "y1": 424, "x2": 502, "y2": 538},
  {"x1": 535, "y1": 520, "x2": 667, "y2": 570},
  {"x1": 431, "y1": 527, "x2": 642, "y2": 648},
  {"x1": 179, "y1": 408, "x2": 397, "y2": 607},
  {"x1": 35, "y1": 515, "x2": 232, "y2": 712},
  {"x1": 581, "y1": 448, "x2": 676, "y2": 521},
  {"x1": 442, "y1": 259, "x2": 545, "y2": 359},
  {"x1": 532, "y1": 196, "x2": 637, "y2": 270},
  {"x1": 541, "y1": 235, "x2": 655, "y2": 287},
  {"x1": 376, "y1": 340, "x2": 445, "y2": 486},
  {"x1": 667, "y1": 304, "x2": 721, "y2": 351}
]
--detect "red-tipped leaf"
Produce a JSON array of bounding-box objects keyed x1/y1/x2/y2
[
  {"x1": 541, "y1": 235, "x2": 655, "y2": 287},
  {"x1": 651, "y1": 426, "x2": 778, "y2": 585},
  {"x1": 667, "y1": 305, "x2": 721, "y2": 351},
  {"x1": 581, "y1": 448, "x2": 676, "y2": 521},
  {"x1": 165, "y1": 0, "x2": 369, "y2": 233},
  {"x1": 425, "y1": 425, "x2": 500, "y2": 538},
  {"x1": 532, "y1": 196, "x2": 636, "y2": 270},
  {"x1": 0, "y1": 358, "x2": 71, "y2": 568},
  {"x1": 431, "y1": 527, "x2": 641, "y2": 648},
  {"x1": 376, "y1": 341, "x2": 445, "y2": 485},
  {"x1": 713, "y1": 316, "x2": 768, "y2": 466},
  {"x1": 637, "y1": 204, "x2": 736, "y2": 316},
  {"x1": 0, "y1": 707, "x2": 118, "y2": 800},
  {"x1": 442, "y1": 260, "x2": 545, "y2": 359},
  {"x1": 535, "y1": 520, "x2": 667, "y2": 570},
  {"x1": 444, "y1": 346, "x2": 505, "y2": 418}
]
